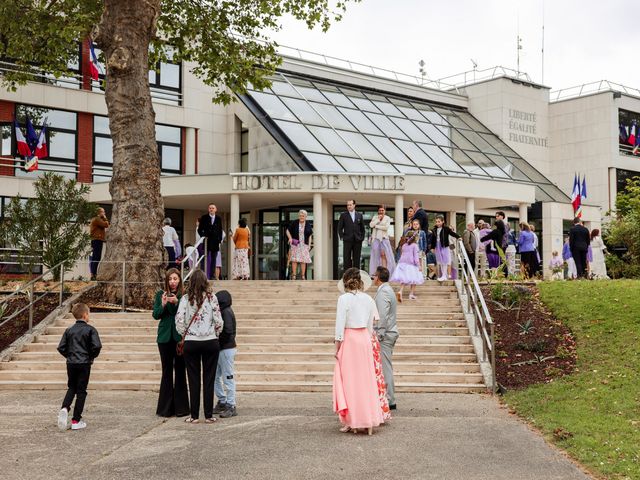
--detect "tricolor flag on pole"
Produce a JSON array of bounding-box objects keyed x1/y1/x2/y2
[
  {"x1": 581, "y1": 175, "x2": 587, "y2": 201},
  {"x1": 629, "y1": 121, "x2": 637, "y2": 147},
  {"x1": 14, "y1": 120, "x2": 32, "y2": 158},
  {"x1": 571, "y1": 173, "x2": 582, "y2": 217},
  {"x1": 89, "y1": 43, "x2": 102, "y2": 81},
  {"x1": 34, "y1": 120, "x2": 48, "y2": 159}
]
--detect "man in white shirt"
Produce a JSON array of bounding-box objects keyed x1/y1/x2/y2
[{"x1": 373, "y1": 266, "x2": 399, "y2": 410}]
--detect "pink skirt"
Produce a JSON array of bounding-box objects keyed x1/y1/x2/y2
[{"x1": 333, "y1": 328, "x2": 385, "y2": 429}]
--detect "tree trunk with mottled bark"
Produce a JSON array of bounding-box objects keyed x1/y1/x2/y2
[{"x1": 95, "y1": 0, "x2": 165, "y2": 305}]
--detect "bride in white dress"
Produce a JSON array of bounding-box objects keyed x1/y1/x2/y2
[{"x1": 589, "y1": 229, "x2": 609, "y2": 279}]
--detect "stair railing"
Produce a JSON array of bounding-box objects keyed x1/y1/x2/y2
[
  {"x1": 181, "y1": 237, "x2": 207, "y2": 282},
  {"x1": 455, "y1": 239, "x2": 496, "y2": 394},
  {"x1": 0, "y1": 261, "x2": 66, "y2": 333}
]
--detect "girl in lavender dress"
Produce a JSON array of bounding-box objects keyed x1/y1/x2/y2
[
  {"x1": 429, "y1": 215, "x2": 460, "y2": 281},
  {"x1": 369, "y1": 205, "x2": 396, "y2": 277},
  {"x1": 390, "y1": 230, "x2": 424, "y2": 301}
]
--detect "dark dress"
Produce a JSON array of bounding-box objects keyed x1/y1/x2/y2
[{"x1": 152, "y1": 290, "x2": 190, "y2": 417}]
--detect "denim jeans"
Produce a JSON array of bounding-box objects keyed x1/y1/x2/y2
[{"x1": 214, "y1": 348, "x2": 236, "y2": 406}]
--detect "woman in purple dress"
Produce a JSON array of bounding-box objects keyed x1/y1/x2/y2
[
  {"x1": 480, "y1": 220, "x2": 505, "y2": 272},
  {"x1": 390, "y1": 230, "x2": 424, "y2": 301}
]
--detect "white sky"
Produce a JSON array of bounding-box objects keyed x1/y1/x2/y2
[{"x1": 269, "y1": 0, "x2": 640, "y2": 91}]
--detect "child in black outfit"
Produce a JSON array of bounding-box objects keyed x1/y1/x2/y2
[{"x1": 57, "y1": 303, "x2": 102, "y2": 431}]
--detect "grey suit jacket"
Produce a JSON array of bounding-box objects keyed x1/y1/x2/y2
[{"x1": 374, "y1": 283, "x2": 398, "y2": 338}]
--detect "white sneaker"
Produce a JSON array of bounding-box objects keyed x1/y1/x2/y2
[
  {"x1": 71, "y1": 419, "x2": 87, "y2": 430},
  {"x1": 57, "y1": 408, "x2": 69, "y2": 431}
]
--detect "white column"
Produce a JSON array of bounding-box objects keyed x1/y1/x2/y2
[
  {"x1": 228, "y1": 194, "x2": 239, "y2": 278},
  {"x1": 465, "y1": 198, "x2": 475, "y2": 226},
  {"x1": 448, "y1": 211, "x2": 458, "y2": 232},
  {"x1": 541, "y1": 202, "x2": 563, "y2": 280},
  {"x1": 313, "y1": 193, "x2": 323, "y2": 280},
  {"x1": 519, "y1": 203, "x2": 529, "y2": 224},
  {"x1": 394, "y1": 194, "x2": 404, "y2": 247},
  {"x1": 185, "y1": 128, "x2": 196, "y2": 175}
]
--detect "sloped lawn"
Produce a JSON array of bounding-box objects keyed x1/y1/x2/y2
[{"x1": 504, "y1": 280, "x2": 640, "y2": 480}]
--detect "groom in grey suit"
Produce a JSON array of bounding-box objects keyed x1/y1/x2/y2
[{"x1": 373, "y1": 266, "x2": 399, "y2": 409}]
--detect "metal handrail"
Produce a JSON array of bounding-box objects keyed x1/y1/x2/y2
[
  {"x1": 0, "y1": 261, "x2": 65, "y2": 332},
  {"x1": 455, "y1": 239, "x2": 496, "y2": 394},
  {"x1": 181, "y1": 237, "x2": 207, "y2": 282},
  {"x1": 550, "y1": 80, "x2": 640, "y2": 102}
]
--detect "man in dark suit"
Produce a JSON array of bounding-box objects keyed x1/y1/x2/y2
[
  {"x1": 198, "y1": 203, "x2": 224, "y2": 280},
  {"x1": 337, "y1": 199, "x2": 365, "y2": 271},
  {"x1": 412, "y1": 199, "x2": 428, "y2": 234},
  {"x1": 569, "y1": 217, "x2": 590, "y2": 278}
]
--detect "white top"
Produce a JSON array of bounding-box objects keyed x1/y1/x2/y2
[
  {"x1": 369, "y1": 215, "x2": 391, "y2": 241},
  {"x1": 334, "y1": 291, "x2": 379, "y2": 341},
  {"x1": 162, "y1": 225, "x2": 179, "y2": 247},
  {"x1": 175, "y1": 294, "x2": 224, "y2": 341}
]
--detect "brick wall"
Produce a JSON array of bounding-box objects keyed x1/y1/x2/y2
[
  {"x1": 77, "y1": 112, "x2": 93, "y2": 183},
  {"x1": 0, "y1": 100, "x2": 14, "y2": 176}
]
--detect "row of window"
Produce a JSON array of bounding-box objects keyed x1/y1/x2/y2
[{"x1": 1, "y1": 104, "x2": 183, "y2": 181}]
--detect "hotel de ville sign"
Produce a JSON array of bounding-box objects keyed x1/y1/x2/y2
[{"x1": 232, "y1": 173, "x2": 406, "y2": 192}]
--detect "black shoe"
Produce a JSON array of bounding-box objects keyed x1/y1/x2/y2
[
  {"x1": 212, "y1": 401, "x2": 228, "y2": 414},
  {"x1": 389, "y1": 404, "x2": 397, "y2": 410},
  {"x1": 219, "y1": 405, "x2": 237, "y2": 418}
]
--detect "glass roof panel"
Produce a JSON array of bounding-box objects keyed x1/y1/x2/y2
[
  {"x1": 365, "y1": 112, "x2": 409, "y2": 139},
  {"x1": 337, "y1": 107, "x2": 383, "y2": 135},
  {"x1": 337, "y1": 130, "x2": 386, "y2": 161},
  {"x1": 307, "y1": 125, "x2": 357, "y2": 157},
  {"x1": 244, "y1": 71, "x2": 570, "y2": 202},
  {"x1": 303, "y1": 152, "x2": 344, "y2": 171}
]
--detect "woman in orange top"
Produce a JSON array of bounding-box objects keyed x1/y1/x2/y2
[{"x1": 232, "y1": 218, "x2": 251, "y2": 280}]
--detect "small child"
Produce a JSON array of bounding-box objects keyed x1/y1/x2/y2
[
  {"x1": 390, "y1": 230, "x2": 424, "y2": 301},
  {"x1": 57, "y1": 303, "x2": 102, "y2": 431},
  {"x1": 549, "y1": 250, "x2": 564, "y2": 281},
  {"x1": 562, "y1": 236, "x2": 577, "y2": 279},
  {"x1": 213, "y1": 290, "x2": 237, "y2": 418},
  {"x1": 430, "y1": 215, "x2": 460, "y2": 281}
]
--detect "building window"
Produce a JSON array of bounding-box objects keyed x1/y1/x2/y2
[
  {"x1": 241, "y1": 127, "x2": 249, "y2": 172},
  {"x1": 14, "y1": 105, "x2": 78, "y2": 179},
  {"x1": 92, "y1": 116, "x2": 183, "y2": 180},
  {"x1": 91, "y1": 45, "x2": 182, "y2": 105},
  {"x1": 616, "y1": 168, "x2": 640, "y2": 194},
  {"x1": 619, "y1": 109, "x2": 640, "y2": 157}
]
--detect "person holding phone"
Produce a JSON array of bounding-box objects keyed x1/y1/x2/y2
[{"x1": 152, "y1": 268, "x2": 189, "y2": 417}]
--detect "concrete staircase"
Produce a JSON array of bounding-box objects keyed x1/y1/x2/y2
[{"x1": 0, "y1": 280, "x2": 486, "y2": 393}]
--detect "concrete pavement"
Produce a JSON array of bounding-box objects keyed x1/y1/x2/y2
[{"x1": 0, "y1": 391, "x2": 591, "y2": 480}]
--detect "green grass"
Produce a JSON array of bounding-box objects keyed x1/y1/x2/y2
[{"x1": 504, "y1": 280, "x2": 640, "y2": 480}]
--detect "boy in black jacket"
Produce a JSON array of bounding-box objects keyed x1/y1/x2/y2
[
  {"x1": 212, "y1": 290, "x2": 237, "y2": 418},
  {"x1": 57, "y1": 303, "x2": 102, "y2": 430}
]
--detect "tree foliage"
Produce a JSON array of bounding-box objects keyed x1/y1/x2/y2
[
  {"x1": 604, "y1": 178, "x2": 640, "y2": 278},
  {"x1": 1, "y1": 173, "x2": 96, "y2": 280},
  {"x1": 0, "y1": 0, "x2": 358, "y2": 103}
]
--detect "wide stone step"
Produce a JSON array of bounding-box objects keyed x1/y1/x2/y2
[
  {"x1": 0, "y1": 380, "x2": 485, "y2": 393},
  {"x1": 11, "y1": 350, "x2": 479, "y2": 363}
]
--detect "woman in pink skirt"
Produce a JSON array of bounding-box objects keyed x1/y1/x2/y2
[{"x1": 333, "y1": 268, "x2": 385, "y2": 435}]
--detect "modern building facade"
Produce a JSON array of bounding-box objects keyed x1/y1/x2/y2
[{"x1": 4, "y1": 42, "x2": 632, "y2": 280}]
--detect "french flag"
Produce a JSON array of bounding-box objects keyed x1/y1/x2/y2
[
  {"x1": 34, "y1": 120, "x2": 48, "y2": 159},
  {"x1": 628, "y1": 121, "x2": 637, "y2": 147},
  {"x1": 89, "y1": 43, "x2": 101, "y2": 81},
  {"x1": 14, "y1": 120, "x2": 32, "y2": 158},
  {"x1": 571, "y1": 173, "x2": 581, "y2": 214}
]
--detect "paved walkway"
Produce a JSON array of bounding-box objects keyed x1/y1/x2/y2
[{"x1": 0, "y1": 391, "x2": 590, "y2": 480}]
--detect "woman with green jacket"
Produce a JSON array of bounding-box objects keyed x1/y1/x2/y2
[{"x1": 152, "y1": 268, "x2": 189, "y2": 417}]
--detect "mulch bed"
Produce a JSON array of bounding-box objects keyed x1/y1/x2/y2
[
  {"x1": 481, "y1": 284, "x2": 577, "y2": 391},
  {"x1": 0, "y1": 293, "x2": 70, "y2": 352}
]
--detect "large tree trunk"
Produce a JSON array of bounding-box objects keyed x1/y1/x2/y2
[{"x1": 95, "y1": 0, "x2": 165, "y2": 306}]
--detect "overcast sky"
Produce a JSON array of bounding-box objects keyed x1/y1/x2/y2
[{"x1": 270, "y1": 0, "x2": 639, "y2": 92}]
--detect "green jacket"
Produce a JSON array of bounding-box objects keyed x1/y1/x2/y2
[{"x1": 152, "y1": 290, "x2": 182, "y2": 343}]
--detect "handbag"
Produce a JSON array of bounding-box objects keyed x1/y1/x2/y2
[{"x1": 176, "y1": 298, "x2": 206, "y2": 356}]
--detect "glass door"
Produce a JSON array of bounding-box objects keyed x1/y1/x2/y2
[{"x1": 254, "y1": 223, "x2": 280, "y2": 280}]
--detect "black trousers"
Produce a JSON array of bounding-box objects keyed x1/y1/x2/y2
[
  {"x1": 466, "y1": 252, "x2": 476, "y2": 271},
  {"x1": 62, "y1": 364, "x2": 91, "y2": 422},
  {"x1": 572, "y1": 247, "x2": 588, "y2": 278},
  {"x1": 520, "y1": 251, "x2": 539, "y2": 278},
  {"x1": 165, "y1": 246, "x2": 176, "y2": 269},
  {"x1": 90, "y1": 240, "x2": 103, "y2": 276},
  {"x1": 157, "y1": 340, "x2": 190, "y2": 417},
  {"x1": 343, "y1": 240, "x2": 362, "y2": 270},
  {"x1": 184, "y1": 339, "x2": 220, "y2": 420}
]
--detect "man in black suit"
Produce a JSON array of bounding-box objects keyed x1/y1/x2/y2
[
  {"x1": 569, "y1": 217, "x2": 590, "y2": 278},
  {"x1": 198, "y1": 203, "x2": 224, "y2": 280},
  {"x1": 338, "y1": 199, "x2": 365, "y2": 271}
]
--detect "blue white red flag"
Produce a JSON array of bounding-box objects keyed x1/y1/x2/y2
[
  {"x1": 581, "y1": 175, "x2": 587, "y2": 200},
  {"x1": 34, "y1": 120, "x2": 48, "y2": 159},
  {"x1": 629, "y1": 121, "x2": 637, "y2": 146},
  {"x1": 620, "y1": 123, "x2": 629, "y2": 143},
  {"x1": 571, "y1": 173, "x2": 581, "y2": 214},
  {"x1": 89, "y1": 44, "x2": 101, "y2": 81},
  {"x1": 14, "y1": 120, "x2": 32, "y2": 158},
  {"x1": 25, "y1": 117, "x2": 38, "y2": 152}
]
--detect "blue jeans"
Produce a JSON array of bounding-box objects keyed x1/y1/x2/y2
[
  {"x1": 90, "y1": 239, "x2": 103, "y2": 276},
  {"x1": 214, "y1": 348, "x2": 236, "y2": 406}
]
